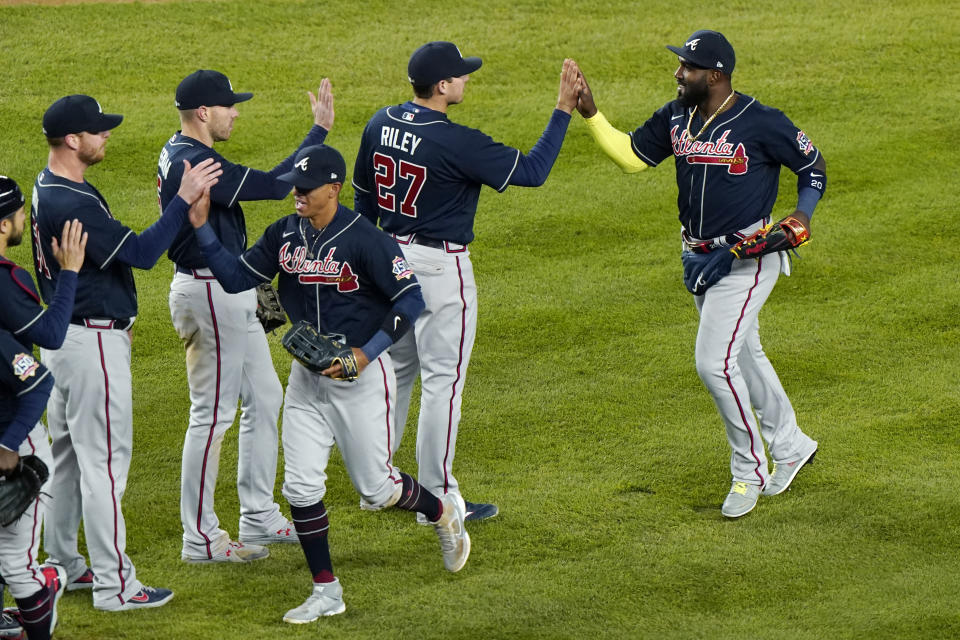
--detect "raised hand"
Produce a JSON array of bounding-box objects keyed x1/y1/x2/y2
[
  {"x1": 556, "y1": 58, "x2": 582, "y2": 114},
  {"x1": 576, "y1": 69, "x2": 598, "y2": 118},
  {"x1": 177, "y1": 158, "x2": 223, "y2": 204},
  {"x1": 50, "y1": 219, "x2": 87, "y2": 273},
  {"x1": 309, "y1": 78, "x2": 335, "y2": 131},
  {"x1": 188, "y1": 187, "x2": 212, "y2": 229}
]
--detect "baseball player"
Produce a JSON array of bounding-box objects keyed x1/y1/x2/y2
[
  {"x1": 186, "y1": 144, "x2": 470, "y2": 623},
  {"x1": 352, "y1": 42, "x2": 581, "y2": 520},
  {"x1": 157, "y1": 71, "x2": 335, "y2": 562},
  {"x1": 573, "y1": 30, "x2": 825, "y2": 517},
  {"x1": 32, "y1": 94, "x2": 222, "y2": 610},
  {"x1": 0, "y1": 328, "x2": 67, "y2": 640}
]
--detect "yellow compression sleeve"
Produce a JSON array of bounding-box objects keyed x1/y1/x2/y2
[{"x1": 583, "y1": 111, "x2": 649, "y2": 174}]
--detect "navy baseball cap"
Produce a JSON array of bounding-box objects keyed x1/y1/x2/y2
[
  {"x1": 0, "y1": 176, "x2": 25, "y2": 220},
  {"x1": 277, "y1": 145, "x2": 346, "y2": 190},
  {"x1": 667, "y1": 30, "x2": 736, "y2": 74},
  {"x1": 407, "y1": 41, "x2": 482, "y2": 85},
  {"x1": 175, "y1": 70, "x2": 253, "y2": 110},
  {"x1": 42, "y1": 95, "x2": 123, "y2": 138}
]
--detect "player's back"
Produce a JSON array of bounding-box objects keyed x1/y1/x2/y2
[{"x1": 354, "y1": 102, "x2": 520, "y2": 245}]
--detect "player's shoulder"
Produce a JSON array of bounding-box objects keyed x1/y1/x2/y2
[
  {"x1": 0, "y1": 258, "x2": 41, "y2": 304},
  {"x1": 164, "y1": 132, "x2": 223, "y2": 161},
  {"x1": 34, "y1": 168, "x2": 99, "y2": 207}
]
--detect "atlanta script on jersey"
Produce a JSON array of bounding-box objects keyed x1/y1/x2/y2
[
  {"x1": 232, "y1": 205, "x2": 419, "y2": 345},
  {"x1": 628, "y1": 93, "x2": 820, "y2": 239}
]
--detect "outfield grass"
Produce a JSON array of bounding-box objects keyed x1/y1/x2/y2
[{"x1": 1, "y1": 0, "x2": 958, "y2": 638}]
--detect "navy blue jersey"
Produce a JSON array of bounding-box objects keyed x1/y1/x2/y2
[
  {"x1": 0, "y1": 329, "x2": 51, "y2": 441},
  {"x1": 0, "y1": 257, "x2": 45, "y2": 350},
  {"x1": 158, "y1": 127, "x2": 327, "y2": 268},
  {"x1": 31, "y1": 168, "x2": 138, "y2": 318},
  {"x1": 629, "y1": 93, "x2": 821, "y2": 238},
  {"x1": 232, "y1": 205, "x2": 419, "y2": 345},
  {"x1": 352, "y1": 102, "x2": 523, "y2": 245}
]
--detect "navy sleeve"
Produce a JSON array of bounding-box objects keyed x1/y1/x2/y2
[
  {"x1": 233, "y1": 126, "x2": 329, "y2": 202},
  {"x1": 508, "y1": 109, "x2": 572, "y2": 187},
  {"x1": 114, "y1": 195, "x2": 190, "y2": 269},
  {"x1": 363, "y1": 231, "x2": 422, "y2": 303},
  {"x1": 629, "y1": 104, "x2": 676, "y2": 167},
  {"x1": 17, "y1": 270, "x2": 76, "y2": 349},
  {"x1": 0, "y1": 338, "x2": 53, "y2": 451},
  {"x1": 762, "y1": 110, "x2": 821, "y2": 173},
  {"x1": 453, "y1": 128, "x2": 523, "y2": 193},
  {"x1": 194, "y1": 223, "x2": 275, "y2": 293},
  {"x1": 360, "y1": 286, "x2": 425, "y2": 361}
]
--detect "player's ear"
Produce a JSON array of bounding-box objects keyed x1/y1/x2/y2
[
  {"x1": 329, "y1": 183, "x2": 342, "y2": 199},
  {"x1": 64, "y1": 133, "x2": 82, "y2": 151}
]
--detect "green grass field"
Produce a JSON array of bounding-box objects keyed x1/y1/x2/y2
[{"x1": 1, "y1": 0, "x2": 959, "y2": 638}]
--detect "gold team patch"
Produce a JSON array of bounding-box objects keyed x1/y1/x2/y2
[{"x1": 12, "y1": 353, "x2": 39, "y2": 381}]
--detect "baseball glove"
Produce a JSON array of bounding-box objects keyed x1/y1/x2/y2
[
  {"x1": 256, "y1": 283, "x2": 287, "y2": 333},
  {"x1": 0, "y1": 455, "x2": 49, "y2": 527},
  {"x1": 281, "y1": 321, "x2": 359, "y2": 381},
  {"x1": 730, "y1": 215, "x2": 810, "y2": 259}
]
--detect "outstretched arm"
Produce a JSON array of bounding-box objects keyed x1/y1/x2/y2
[
  {"x1": 231, "y1": 78, "x2": 335, "y2": 201},
  {"x1": 576, "y1": 67, "x2": 650, "y2": 174},
  {"x1": 16, "y1": 220, "x2": 87, "y2": 348},
  {"x1": 189, "y1": 189, "x2": 272, "y2": 293},
  {"x1": 507, "y1": 59, "x2": 582, "y2": 187},
  {"x1": 116, "y1": 158, "x2": 222, "y2": 269}
]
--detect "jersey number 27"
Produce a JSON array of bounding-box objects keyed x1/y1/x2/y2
[{"x1": 373, "y1": 153, "x2": 426, "y2": 218}]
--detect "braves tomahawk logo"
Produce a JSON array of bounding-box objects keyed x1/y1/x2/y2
[
  {"x1": 279, "y1": 243, "x2": 359, "y2": 292},
  {"x1": 671, "y1": 126, "x2": 749, "y2": 175}
]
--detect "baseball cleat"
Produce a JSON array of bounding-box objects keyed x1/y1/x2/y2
[
  {"x1": 282, "y1": 579, "x2": 345, "y2": 624},
  {"x1": 239, "y1": 521, "x2": 298, "y2": 545},
  {"x1": 464, "y1": 501, "x2": 498, "y2": 522},
  {"x1": 721, "y1": 481, "x2": 761, "y2": 518},
  {"x1": 763, "y1": 447, "x2": 817, "y2": 496},
  {"x1": 66, "y1": 567, "x2": 95, "y2": 591},
  {"x1": 40, "y1": 564, "x2": 66, "y2": 634},
  {"x1": 98, "y1": 586, "x2": 174, "y2": 611},
  {"x1": 0, "y1": 609, "x2": 21, "y2": 639},
  {"x1": 433, "y1": 494, "x2": 471, "y2": 572},
  {"x1": 182, "y1": 540, "x2": 270, "y2": 564}
]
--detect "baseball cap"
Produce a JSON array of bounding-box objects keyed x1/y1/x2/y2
[
  {"x1": 0, "y1": 176, "x2": 25, "y2": 220},
  {"x1": 666, "y1": 30, "x2": 736, "y2": 74},
  {"x1": 277, "y1": 144, "x2": 346, "y2": 191},
  {"x1": 42, "y1": 95, "x2": 124, "y2": 138},
  {"x1": 175, "y1": 70, "x2": 253, "y2": 110},
  {"x1": 407, "y1": 41, "x2": 482, "y2": 85}
]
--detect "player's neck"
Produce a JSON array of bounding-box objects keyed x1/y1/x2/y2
[
  {"x1": 699, "y1": 88, "x2": 737, "y2": 119},
  {"x1": 47, "y1": 150, "x2": 87, "y2": 183},
  {"x1": 412, "y1": 96, "x2": 448, "y2": 114},
  {"x1": 180, "y1": 121, "x2": 214, "y2": 147},
  {"x1": 307, "y1": 203, "x2": 338, "y2": 230}
]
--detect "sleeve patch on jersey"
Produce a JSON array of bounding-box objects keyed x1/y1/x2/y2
[
  {"x1": 392, "y1": 256, "x2": 413, "y2": 280},
  {"x1": 12, "y1": 353, "x2": 39, "y2": 381},
  {"x1": 796, "y1": 131, "x2": 815, "y2": 156}
]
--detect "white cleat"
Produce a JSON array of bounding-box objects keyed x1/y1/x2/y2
[
  {"x1": 433, "y1": 494, "x2": 471, "y2": 572},
  {"x1": 282, "y1": 579, "x2": 346, "y2": 624},
  {"x1": 182, "y1": 540, "x2": 269, "y2": 564}
]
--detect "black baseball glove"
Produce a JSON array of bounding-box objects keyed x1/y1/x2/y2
[
  {"x1": 730, "y1": 215, "x2": 810, "y2": 259},
  {"x1": 0, "y1": 455, "x2": 49, "y2": 527},
  {"x1": 282, "y1": 321, "x2": 360, "y2": 381},
  {"x1": 256, "y1": 283, "x2": 287, "y2": 333}
]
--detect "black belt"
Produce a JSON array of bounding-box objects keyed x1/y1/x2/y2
[
  {"x1": 682, "y1": 231, "x2": 744, "y2": 254},
  {"x1": 176, "y1": 266, "x2": 216, "y2": 279},
  {"x1": 70, "y1": 317, "x2": 135, "y2": 331},
  {"x1": 409, "y1": 235, "x2": 445, "y2": 249}
]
